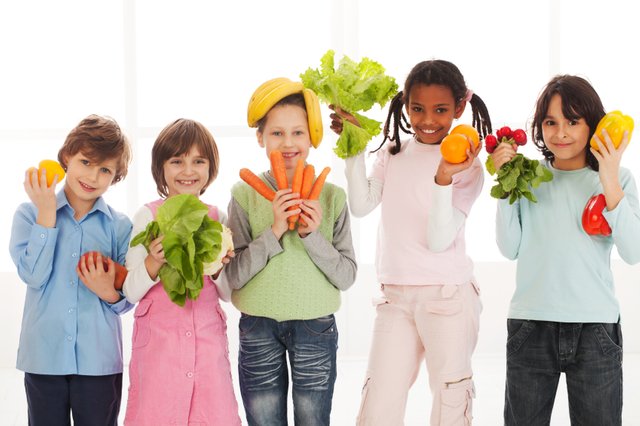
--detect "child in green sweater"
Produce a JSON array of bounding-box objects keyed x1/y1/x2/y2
[{"x1": 222, "y1": 77, "x2": 357, "y2": 425}]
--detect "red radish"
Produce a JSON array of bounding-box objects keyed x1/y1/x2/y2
[
  {"x1": 512, "y1": 129, "x2": 527, "y2": 145},
  {"x1": 497, "y1": 126, "x2": 512, "y2": 140},
  {"x1": 78, "y1": 251, "x2": 128, "y2": 290},
  {"x1": 485, "y1": 135, "x2": 498, "y2": 153}
]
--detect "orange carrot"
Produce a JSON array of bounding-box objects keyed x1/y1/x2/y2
[
  {"x1": 240, "y1": 168, "x2": 275, "y2": 201},
  {"x1": 298, "y1": 166, "x2": 330, "y2": 228},
  {"x1": 297, "y1": 165, "x2": 315, "y2": 228},
  {"x1": 300, "y1": 165, "x2": 315, "y2": 199},
  {"x1": 269, "y1": 150, "x2": 288, "y2": 190},
  {"x1": 287, "y1": 159, "x2": 305, "y2": 230},
  {"x1": 308, "y1": 167, "x2": 331, "y2": 200}
]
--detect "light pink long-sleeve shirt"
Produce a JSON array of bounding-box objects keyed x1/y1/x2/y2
[{"x1": 348, "y1": 137, "x2": 483, "y2": 286}]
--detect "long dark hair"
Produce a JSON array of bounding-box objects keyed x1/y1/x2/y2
[
  {"x1": 531, "y1": 75, "x2": 605, "y2": 171},
  {"x1": 376, "y1": 60, "x2": 492, "y2": 155}
]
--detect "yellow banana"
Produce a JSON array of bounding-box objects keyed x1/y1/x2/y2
[
  {"x1": 302, "y1": 88, "x2": 323, "y2": 148},
  {"x1": 247, "y1": 78, "x2": 304, "y2": 127}
]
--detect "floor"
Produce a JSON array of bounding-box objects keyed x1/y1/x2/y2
[{"x1": 2, "y1": 354, "x2": 638, "y2": 425}]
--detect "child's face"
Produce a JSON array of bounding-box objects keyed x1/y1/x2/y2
[
  {"x1": 542, "y1": 94, "x2": 590, "y2": 170},
  {"x1": 406, "y1": 83, "x2": 465, "y2": 144},
  {"x1": 163, "y1": 145, "x2": 209, "y2": 197},
  {"x1": 63, "y1": 151, "x2": 118, "y2": 210},
  {"x1": 258, "y1": 104, "x2": 312, "y2": 172}
]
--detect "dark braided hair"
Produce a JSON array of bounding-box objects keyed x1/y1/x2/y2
[
  {"x1": 531, "y1": 75, "x2": 605, "y2": 171},
  {"x1": 375, "y1": 60, "x2": 492, "y2": 155}
]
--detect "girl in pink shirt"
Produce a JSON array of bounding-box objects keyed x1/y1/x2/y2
[
  {"x1": 122, "y1": 119, "x2": 241, "y2": 425},
  {"x1": 330, "y1": 60, "x2": 492, "y2": 425}
]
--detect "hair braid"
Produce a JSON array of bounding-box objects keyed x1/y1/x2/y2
[
  {"x1": 468, "y1": 93, "x2": 493, "y2": 139},
  {"x1": 373, "y1": 91, "x2": 411, "y2": 154}
]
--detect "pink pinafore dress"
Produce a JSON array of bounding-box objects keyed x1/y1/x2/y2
[{"x1": 124, "y1": 200, "x2": 241, "y2": 426}]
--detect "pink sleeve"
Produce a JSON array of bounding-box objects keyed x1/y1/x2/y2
[
  {"x1": 370, "y1": 147, "x2": 390, "y2": 182},
  {"x1": 451, "y1": 159, "x2": 484, "y2": 215}
]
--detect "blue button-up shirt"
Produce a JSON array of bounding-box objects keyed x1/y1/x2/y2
[{"x1": 9, "y1": 190, "x2": 133, "y2": 375}]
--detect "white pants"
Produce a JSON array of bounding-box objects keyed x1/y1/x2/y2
[{"x1": 356, "y1": 281, "x2": 482, "y2": 426}]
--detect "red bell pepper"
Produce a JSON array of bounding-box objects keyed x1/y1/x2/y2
[{"x1": 581, "y1": 194, "x2": 612, "y2": 236}]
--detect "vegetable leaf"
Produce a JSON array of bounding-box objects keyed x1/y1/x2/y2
[
  {"x1": 130, "y1": 194, "x2": 224, "y2": 306},
  {"x1": 300, "y1": 49, "x2": 398, "y2": 158},
  {"x1": 486, "y1": 152, "x2": 553, "y2": 204}
]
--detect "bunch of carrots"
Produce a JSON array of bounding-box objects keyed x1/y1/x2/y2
[{"x1": 240, "y1": 150, "x2": 331, "y2": 230}]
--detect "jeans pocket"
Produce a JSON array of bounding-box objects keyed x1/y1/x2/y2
[
  {"x1": 593, "y1": 323, "x2": 623, "y2": 363},
  {"x1": 238, "y1": 313, "x2": 260, "y2": 336},
  {"x1": 506, "y1": 319, "x2": 536, "y2": 356},
  {"x1": 302, "y1": 315, "x2": 338, "y2": 336},
  {"x1": 132, "y1": 299, "x2": 153, "y2": 348}
]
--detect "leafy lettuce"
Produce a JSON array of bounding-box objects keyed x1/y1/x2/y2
[
  {"x1": 130, "y1": 194, "x2": 224, "y2": 306},
  {"x1": 300, "y1": 50, "x2": 398, "y2": 158}
]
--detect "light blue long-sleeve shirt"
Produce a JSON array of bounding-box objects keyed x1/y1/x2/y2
[
  {"x1": 9, "y1": 190, "x2": 133, "y2": 375},
  {"x1": 496, "y1": 161, "x2": 640, "y2": 323}
]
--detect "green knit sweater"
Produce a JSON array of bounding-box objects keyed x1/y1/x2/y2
[{"x1": 230, "y1": 180, "x2": 347, "y2": 321}]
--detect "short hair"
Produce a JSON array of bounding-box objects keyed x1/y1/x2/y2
[
  {"x1": 256, "y1": 93, "x2": 306, "y2": 133},
  {"x1": 58, "y1": 114, "x2": 131, "y2": 183},
  {"x1": 151, "y1": 118, "x2": 219, "y2": 198}
]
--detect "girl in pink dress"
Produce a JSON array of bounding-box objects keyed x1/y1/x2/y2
[{"x1": 122, "y1": 118, "x2": 241, "y2": 425}]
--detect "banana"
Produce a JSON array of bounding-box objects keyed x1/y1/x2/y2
[
  {"x1": 247, "y1": 77, "x2": 323, "y2": 148},
  {"x1": 302, "y1": 88, "x2": 323, "y2": 148},
  {"x1": 247, "y1": 78, "x2": 304, "y2": 127}
]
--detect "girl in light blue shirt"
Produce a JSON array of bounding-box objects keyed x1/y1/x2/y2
[{"x1": 491, "y1": 75, "x2": 640, "y2": 426}]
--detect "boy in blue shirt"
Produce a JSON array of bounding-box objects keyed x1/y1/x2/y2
[{"x1": 9, "y1": 114, "x2": 133, "y2": 426}]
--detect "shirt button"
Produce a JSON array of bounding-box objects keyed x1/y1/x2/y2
[
  {"x1": 40, "y1": 233, "x2": 45, "y2": 239},
  {"x1": 186, "y1": 371, "x2": 193, "y2": 378},
  {"x1": 68, "y1": 308, "x2": 74, "y2": 314},
  {"x1": 186, "y1": 331, "x2": 192, "y2": 337},
  {"x1": 66, "y1": 336, "x2": 73, "y2": 341},
  {"x1": 70, "y1": 281, "x2": 75, "y2": 286},
  {"x1": 72, "y1": 253, "x2": 77, "y2": 258}
]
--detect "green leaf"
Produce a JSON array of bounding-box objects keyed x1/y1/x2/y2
[
  {"x1": 502, "y1": 167, "x2": 521, "y2": 192},
  {"x1": 129, "y1": 194, "x2": 224, "y2": 306},
  {"x1": 485, "y1": 156, "x2": 496, "y2": 176},
  {"x1": 490, "y1": 184, "x2": 507, "y2": 199},
  {"x1": 301, "y1": 50, "x2": 398, "y2": 158}
]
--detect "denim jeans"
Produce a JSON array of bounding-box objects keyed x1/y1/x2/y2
[
  {"x1": 238, "y1": 313, "x2": 338, "y2": 426},
  {"x1": 504, "y1": 319, "x2": 623, "y2": 426}
]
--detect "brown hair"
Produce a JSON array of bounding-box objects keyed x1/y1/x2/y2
[
  {"x1": 58, "y1": 114, "x2": 131, "y2": 183},
  {"x1": 531, "y1": 75, "x2": 605, "y2": 171},
  {"x1": 256, "y1": 93, "x2": 306, "y2": 133},
  {"x1": 151, "y1": 118, "x2": 219, "y2": 198}
]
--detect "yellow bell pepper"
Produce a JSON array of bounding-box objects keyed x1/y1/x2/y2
[{"x1": 590, "y1": 110, "x2": 634, "y2": 151}]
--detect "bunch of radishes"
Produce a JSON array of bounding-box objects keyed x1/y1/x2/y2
[{"x1": 485, "y1": 126, "x2": 527, "y2": 153}]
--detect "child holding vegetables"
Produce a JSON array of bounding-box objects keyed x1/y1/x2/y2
[
  {"x1": 121, "y1": 118, "x2": 241, "y2": 425},
  {"x1": 221, "y1": 77, "x2": 357, "y2": 425},
  {"x1": 9, "y1": 114, "x2": 133, "y2": 425},
  {"x1": 329, "y1": 59, "x2": 492, "y2": 425},
  {"x1": 491, "y1": 75, "x2": 640, "y2": 425}
]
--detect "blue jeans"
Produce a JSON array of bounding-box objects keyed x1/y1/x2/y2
[
  {"x1": 504, "y1": 319, "x2": 623, "y2": 426},
  {"x1": 238, "y1": 314, "x2": 338, "y2": 426}
]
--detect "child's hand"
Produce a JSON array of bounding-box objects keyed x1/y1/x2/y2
[
  {"x1": 24, "y1": 167, "x2": 57, "y2": 228},
  {"x1": 591, "y1": 129, "x2": 628, "y2": 209},
  {"x1": 210, "y1": 250, "x2": 235, "y2": 280},
  {"x1": 76, "y1": 252, "x2": 121, "y2": 303},
  {"x1": 435, "y1": 138, "x2": 483, "y2": 185},
  {"x1": 329, "y1": 105, "x2": 360, "y2": 135},
  {"x1": 490, "y1": 142, "x2": 517, "y2": 170},
  {"x1": 271, "y1": 188, "x2": 301, "y2": 240},
  {"x1": 144, "y1": 235, "x2": 166, "y2": 281},
  {"x1": 297, "y1": 200, "x2": 322, "y2": 237}
]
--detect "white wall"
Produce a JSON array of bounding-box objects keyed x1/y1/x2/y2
[{"x1": 1, "y1": 0, "x2": 639, "y2": 369}]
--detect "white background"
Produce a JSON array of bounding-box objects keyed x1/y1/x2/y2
[{"x1": 1, "y1": 0, "x2": 639, "y2": 424}]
